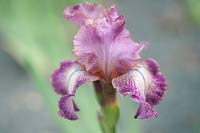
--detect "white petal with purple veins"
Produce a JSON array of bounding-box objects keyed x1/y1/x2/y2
[
  {"x1": 51, "y1": 61, "x2": 99, "y2": 120},
  {"x1": 112, "y1": 59, "x2": 166, "y2": 119}
]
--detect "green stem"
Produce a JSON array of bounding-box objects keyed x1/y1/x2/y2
[{"x1": 93, "y1": 80, "x2": 120, "y2": 133}]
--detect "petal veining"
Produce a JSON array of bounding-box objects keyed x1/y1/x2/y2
[
  {"x1": 51, "y1": 60, "x2": 99, "y2": 95},
  {"x1": 51, "y1": 60, "x2": 99, "y2": 120},
  {"x1": 58, "y1": 95, "x2": 79, "y2": 120},
  {"x1": 134, "y1": 102, "x2": 157, "y2": 119},
  {"x1": 112, "y1": 58, "x2": 167, "y2": 119},
  {"x1": 73, "y1": 6, "x2": 146, "y2": 80}
]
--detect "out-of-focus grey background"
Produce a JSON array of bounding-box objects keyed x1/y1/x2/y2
[
  {"x1": 116, "y1": 0, "x2": 200, "y2": 133},
  {"x1": 0, "y1": 0, "x2": 200, "y2": 133}
]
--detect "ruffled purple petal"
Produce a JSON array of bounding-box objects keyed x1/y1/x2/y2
[
  {"x1": 51, "y1": 60, "x2": 99, "y2": 95},
  {"x1": 51, "y1": 60, "x2": 99, "y2": 120},
  {"x1": 134, "y1": 102, "x2": 157, "y2": 119},
  {"x1": 112, "y1": 58, "x2": 166, "y2": 119},
  {"x1": 105, "y1": 5, "x2": 119, "y2": 21},
  {"x1": 64, "y1": 2, "x2": 105, "y2": 26},
  {"x1": 73, "y1": 4, "x2": 146, "y2": 80},
  {"x1": 51, "y1": 61, "x2": 74, "y2": 95},
  {"x1": 145, "y1": 59, "x2": 167, "y2": 106},
  {"x1": 58, "y1": 95, "x2": 78, "y2": 120}
]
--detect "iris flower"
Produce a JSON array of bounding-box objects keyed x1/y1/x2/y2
[{"x1": 51, "y1": 2, "x2": 167, "y2": 120}]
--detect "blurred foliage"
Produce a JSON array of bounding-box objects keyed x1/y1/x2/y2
[
  {"x1": 0, "y1": 0, "x2": 102, "y2": 132},
  {"x1": 187, "y1": 0, "x2": 200, "y2": 27},
  {"x1": 0, "y1": 0, "x2": 140, "y2": 132}
]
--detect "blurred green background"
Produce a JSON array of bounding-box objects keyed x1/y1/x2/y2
[{"x1": 0, "y1": 0, "x2": 200, "y2": 133}]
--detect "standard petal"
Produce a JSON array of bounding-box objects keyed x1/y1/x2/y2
[
  {"x1": 51, "y1": 60, "x2": 99, "y2": 95},
  {"x1": 112, "y1": 59, "x2": 166, "y2": 119},
  {"x1": 58, "y1": 95, "x2": 78, "y2": 120},
  {"x1": 73, "y1": 13, "x2": 145, "y2": 80},
  {"x1": 105, "y1": 5, "x2": 119, "y2": 21},
  {"x1": 64, "y1": 2, "x2": 105, "y2": 26}
]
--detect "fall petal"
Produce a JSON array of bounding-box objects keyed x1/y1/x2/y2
[
  {"x1": 145, "y1": 59, "x2": 167, "y2": 106},
  {"x1": 112, "y1": 59, "x2": 166, "y2": 119},
  {"x1": 51, "y1": 60, "x2": 99, "y2": 120},
  {"x1": 112, "y1": 67, "x2": 147, "y2": 102},
  {"x1": 58, "y1": 95, "x2": 78, "y2": 120},
  {"x1": 51, "y1": 60, "x2": 99, "y2": 95},
  {"x1": 134, "y1": 102, "x2": 157, "y2": 119}
]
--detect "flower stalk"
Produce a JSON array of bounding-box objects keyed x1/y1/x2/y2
[{"x1": 94, "y1": 81, "x2": 119, "y2": 133}]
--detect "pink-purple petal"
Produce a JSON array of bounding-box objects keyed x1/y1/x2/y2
[
  {"x1": 51, "y1": 60, "x2": 99, "y2": 95},
  {"x1": 64, "y1": 2, "x2": 104, "y2": 26},
  {"x1": 51, "y1": 61, "x2": 75, "y2": 95},
  {"x1": 51, "y1": 60, "x2": 99, "y2": 120},
  {"x1": 73, "y1": 13, "x2": 145, "y2": 80},
  {"x1": 105, "y1": 5, "x2": 119, "y2": 21},
  {"x1": 112, "y1": 68, "x2": 149, "y2": 104},
  {"x1": 58, "y1": 95, "x2": 78, "y2": 120},
  {"x1": 145, "y1": 58, "x2": 167, "y2": 106},
  {"x1": 134, "y1": 102, "x2": 157, "y2": 119},
  {"x1": 112, "y1": 59, "x2": 166, "y2": 119}
]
